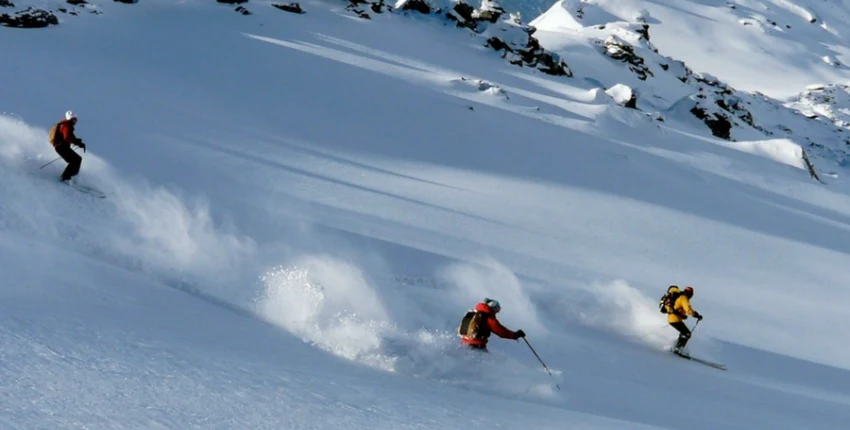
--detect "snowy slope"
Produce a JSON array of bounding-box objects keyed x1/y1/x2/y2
[{"x1": 2, "y1": 0, "x2": 850, "y2": 429}]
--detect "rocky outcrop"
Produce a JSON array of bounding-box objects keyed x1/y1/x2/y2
[
  {"x1": 217, "y1": 0, "x2": 247, "y2": 4},
  {"x1": 789, "y1": 84, "x2": 850, "y2": 128},
  {"x1": 678, "y1": 73, "x2": 763, "y2": 140},
  {"x1": 0, "y1": 1, "x2": 14, "y2": 8},
  {"x1": 602, "y1": 35, "x2": 653, "y2": 81},
  {"x1": 399, "y1": 0, "x2": 430, "y2": 14},
  {"x1": 689, "y1": 105, "x2": 732, "y2": 140},
  {"x1": 344, "y1": 0, "x2": 389, "y2": 19},
  {"x1": 0, "y1": 7, "x2": 58, "y2": 28},
  {"x1": 606, "y1": 84, "x2": 637, "y2": 109},
  {"x1": 272, "y1": 3, "x2": 304, "y2": 14},
  {"x1": 371, "y1": 1, "x2": 569, "y2": 76},
  {"x1": 444, "y1": 1, "x2": 572, "y2": 76}
]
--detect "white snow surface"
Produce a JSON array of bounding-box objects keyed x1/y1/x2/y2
[{"x1": 2, "y1": 0, "x2": 850, "y2": 429}]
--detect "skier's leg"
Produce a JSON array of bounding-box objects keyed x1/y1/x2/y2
[
  {"x1": 55, "y1": 144, "x2": 81, "y2": 181},
  {"x1": 670, "y1": 322, "x2": 691, "y2": 350}
]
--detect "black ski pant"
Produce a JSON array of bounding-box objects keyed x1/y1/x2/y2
[
  {"x1": 55, "y1": 143, "x2": 81, "y2": 181},
  {"x1": 670, "y1": 321, "x2": 691, "y2": 349}
]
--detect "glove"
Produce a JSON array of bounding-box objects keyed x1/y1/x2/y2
[
  {"x1": 694, "y1": 312, "x2": 703, "y2": 321},
  {"x1": 76, "y1": 140, "x2": 86, "y2": 152},
  {"x1": 515, "y1": 329, "x2": 526, "y2": 338}
]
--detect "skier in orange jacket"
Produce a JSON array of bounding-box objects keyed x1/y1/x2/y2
[
  {"x1": 49, "y1": 110, "x2": 86, "y2": 182},
  {"x1": 458, "y1": 298, "x2": 525, "y2": 350}
]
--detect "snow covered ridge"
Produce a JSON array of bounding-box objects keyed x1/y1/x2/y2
[
  {"x1": 530, "y1": 0, "x2": 849, "y2": 170},
  {"x1": 787, "y1": 84, "x2": 850, "y2": 165}
]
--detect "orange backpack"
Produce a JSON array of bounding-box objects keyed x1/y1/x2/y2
[{"x1": 48, "y1": 121, "x2": 63, "y2": 145}]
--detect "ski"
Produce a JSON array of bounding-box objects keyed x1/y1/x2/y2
[
  {"x1": 67, "y1": 181, "x2": 107, "y2": 199},
  {"x1": 673, "y1": 351, "x2": 727, "y2": 371}
]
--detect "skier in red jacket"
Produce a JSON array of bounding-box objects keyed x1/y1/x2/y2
[
  {"x1": 458, "y1": 298, "x2": 525, "y2": 350},
  {"x1": 49, "y1": 110, "x2": 86, "y2": 182}
]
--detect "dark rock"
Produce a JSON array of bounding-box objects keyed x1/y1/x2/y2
[
  {"x1": 0, "y1": 7, "x2": 59, "y2": 28},
  {"x1": 485, "y1": 36, "x2": 509, "y2": 52},
  {"x1": 690, "y1": 106, "x2": 732, "y2": 140},
  {"x1": 603, "y1": 36, "x2": 653, "y2": 80},
  {"x1": 477, "y1": 10, "x2": 501, "y2": 23},
  {"x1": 345, "y1": 0, "x2": 373, "y2": 19},
  {"x1": 57, "y1": 7, "x2": 80, "y2": 15},
  {"x1": 446, "y1": 2, "x2": 477, "y2": 31},
  {"x1": 113, "y1": 0, "x2": 139, "y2": 3},
  {"x1": 217, "y1": 0, "x2": 247, "y2": 4},
  {"x1": 353, "y1": 9, "x2": 370, "y2": 19},
  {"x1": 485, "y1": 36, "x2": 571, "y2": 76},
  {"x1": 272, "y1": 3, "x2": 304, "y2": 14},
  {"x1": 370, "y1": 0, "x2": 387, "y2": 14},
  {"x1": 0, "y1": 0, "x2": 13, "y2": 8},
  {"x1": 236, "y1": 5, "x2": 251, "y2": 15},
  {"x1": 67, "y1": 0, "x2": 88, "y2": 5},
  {"x1": 400, "y1": 0, "x2": 430, "y2": 14},
  {"x1": 452, "y1": 2, "x2": 474, "y2": 21}
]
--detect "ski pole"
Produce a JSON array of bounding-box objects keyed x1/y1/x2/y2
[
  {"x1": 39, "y1": 156, "x2": 61, "y2": 169},
  {"x1": 40, "y1": 146, "x2": 82, "y2": 170},
  {"x1": 522, "y1": 337, "x2": 560, "y2": 391}
]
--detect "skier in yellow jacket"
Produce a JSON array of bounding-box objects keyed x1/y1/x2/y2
[{"x1": 668, "y1": 286, "x2": 703, "y2": 353}]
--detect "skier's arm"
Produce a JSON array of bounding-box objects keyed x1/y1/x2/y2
[
  {"x1": 61, "y1": 124, "x2": 80, "y2": 145},
  {"x1": 488, "y1": 317, "x2": 518, "y2": 339},
  {"x1": 681, "y1": 297, "x2": 696, "y2": 317}
]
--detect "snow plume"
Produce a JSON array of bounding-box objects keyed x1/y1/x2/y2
[
  {"x1": 0, "y1": 113, "x2": 41, "y2": 162},
  {"x1": 572, "y1": 279, "x2": 674, "y2": 350},
  {"x1": 107, "y1": 181, "x2": 255, "y2": 279},
  {"x1": 255, "y1": 256, "x2": 561, "y2": 395},
  {"x1": 256, "y1": 255, "x2": 398, "y2": 371},
  {"x1": 0, "y1": 113, "x2": 255, "y2": 288},
  {"x1": 438, "y1": 257, "x2": 543, "y2": 335}
]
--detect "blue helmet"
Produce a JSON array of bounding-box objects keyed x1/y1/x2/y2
[{"x1": 484, "y1": 297, "x2": 501, "y2": 313}]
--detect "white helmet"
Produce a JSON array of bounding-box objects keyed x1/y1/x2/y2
[{"x1": 65, "y1": 110, "x2": 76, "y2": 120}]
